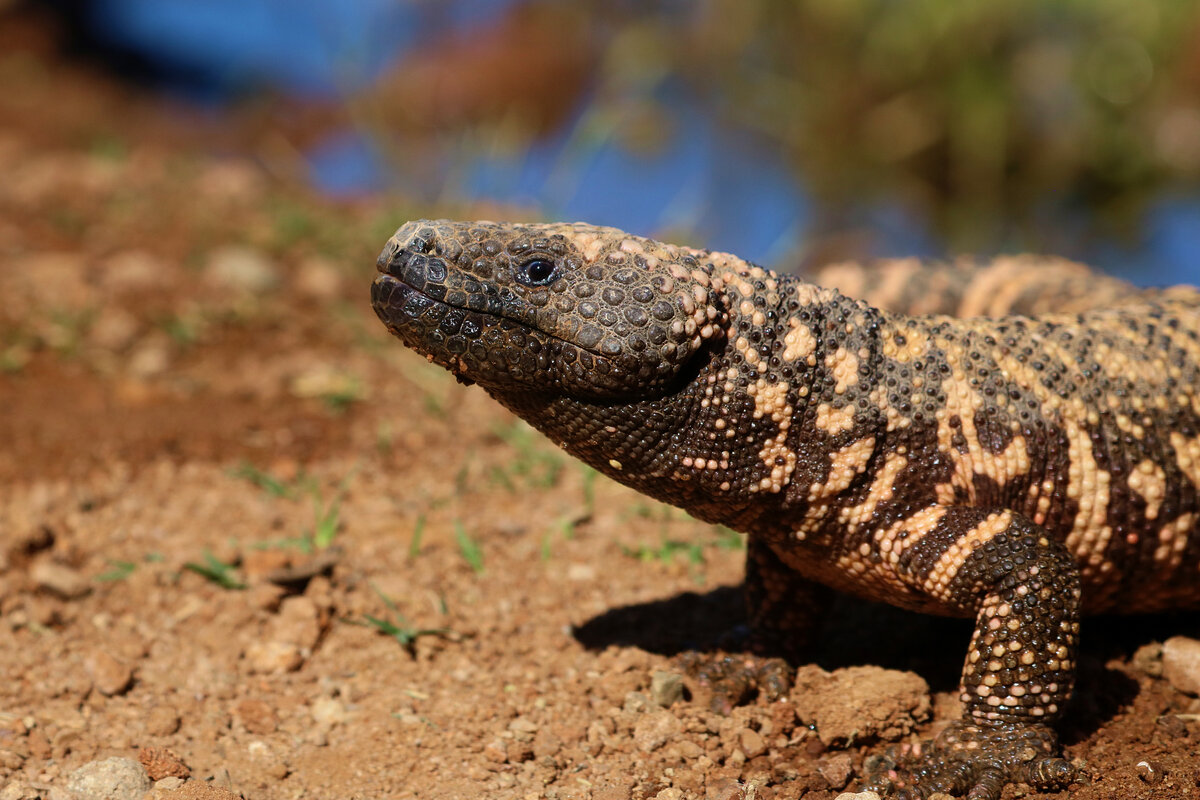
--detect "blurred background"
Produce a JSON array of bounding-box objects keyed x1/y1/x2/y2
[{"x1": 14, "y1": 0, "x2": 1200, "y2": 283}]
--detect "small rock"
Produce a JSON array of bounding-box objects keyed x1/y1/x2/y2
[
  {"x1": 234, "y1": 699, "x2": 278, "y2": 735},
  {"x1": 1131, "y1": 641, "x2": 1164, "y2": 678},
  {"x1": 153, "y1": 777, "x2": 184, "y2": 791},
  {"x1": 567, "y1": 562, "x2": 595, "y2": 581},
  {"x1": 623, "y1": 691, "x2": 652, "y2": 713},
  {"x1": 706, "y1": 776, "x2": 745, "y2": 800},
  {"x1": 204, "y1": 245, "x2": 278, "y2": 293},
  {"x1": 137, "y1": 746, "x2": 189, "y2": 781},
  {"x1": 126, "y1": 335, "x2": 170, "y2": 377},
  {"x1": 819, "y1": 753, "x2": 855, "y2": 790},
  {"x1": 650, "y1": 670, "x2": 685, "y2": 707},
  {"x1": 653, "y1": 789, "x2": 683, "y2": 800},
  {"x1": 506, "y1": 740, "x2": 534, "y2": 763},
  {"x1": 144, "y1": 705, "x2": 181, "y2": 737},
  {"x1": 247, "y1": 740, "x2": 289, "y2": 779},
  {"x1": 1163, "y1": 636, "x2": 1200, "y2": 695},
  {"x1": 507, "y1": 716, "x2": 538, "y2": 738},
  {"x1": 0, "y1": 781, "x2": 39, "y2": 800},
  {"x1": 30, "y1": 559, "x2": 90, "y2": 599},
  {"x1": 834, "y1": 793, "x2": 881, "y2": 800},
  {"x1": 533, "y1": 728, "x2": 562, "y2": 760},
  {"x1": 483, "y1": 739, "x2": 507, "y2": 763},
  {"x1": 1136, "y1": 759, "x2": 1165, "y2": 784},
  {"x1": 85, "y1": 650, "x2": 133, "y2": 696},
  {"x1": 64, "y1": 756, "x2": 150, "y2": 800},
  {"x1": 737, "y1": 728, "x2": 766, "y2": 759},
  {"x1": 244, "y1": 640, "x2": 303, "y2": 674},
  {"x1": 632, "y1": 710, "x2": 681, "y2": 753},
  {"x1": 310, "y1": 696, "x2": 348, "y2": 728},
  {"x1": 276, "y1": 595, "x2": 323, "y2": 651}
]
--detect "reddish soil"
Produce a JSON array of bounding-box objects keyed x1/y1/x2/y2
[{"x1": 1, "y1": 16, "x2": 1199, "y2": 800}]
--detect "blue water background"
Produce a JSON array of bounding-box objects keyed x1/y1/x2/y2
[{"x1": 86, "y1": 0, "x2": 1196, "y2": 286}]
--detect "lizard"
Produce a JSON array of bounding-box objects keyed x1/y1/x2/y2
[{"x1": 370, "y1": 219, "x2": 1200, "y2": 799}]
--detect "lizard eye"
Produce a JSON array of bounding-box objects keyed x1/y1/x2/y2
[{"x1": 517, "y1": 258, "x2": 559, "y2": 287}]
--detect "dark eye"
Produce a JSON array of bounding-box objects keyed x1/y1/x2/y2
[{"x1": 518, "y1": 258, "x2": 559, "y2": 286}]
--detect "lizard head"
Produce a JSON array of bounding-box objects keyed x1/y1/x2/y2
[{"x1": 371, "y1": 220, "x2": 730, "y2": 398}]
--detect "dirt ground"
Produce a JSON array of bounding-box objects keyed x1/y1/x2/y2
[{"x1": 2, "y1": 16, "x2": 1200, "y2": 800}]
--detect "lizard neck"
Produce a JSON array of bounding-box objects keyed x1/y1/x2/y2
[{"x1": 484, "y1": 256, "x2": 892, "y2": 535}]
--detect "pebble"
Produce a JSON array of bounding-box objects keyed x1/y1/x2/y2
[
  {"x1": 244, "y1": 640, "x2": 303, "y2": 673},
  {"x1": 1163, "y1": 636, "x2": 1200, "y2": 695},
  {"x1": 650, "y1": 670, "x2": 685, "y2": 707},
  {"x1": 85, "y1": 650, "x2": 133, "y2": 696},
  {"x1": 1136, "y1": 759, "x2": 1165, "y2": 784},
  {"x1": 310, "y1": 696, "x2": 348, "y2": 728},
  {"x1": 1131, "y1": 641, "x2": 1164, "y2": 678},
  {"x1": 737, "y1": 727, "x2": 766, "y2": 759},
  {"x1": 30, "y1": 559, "x2": 90, "y2": 600},
  {"x1": 834, "y1": 793, "x2": 880, "y2": 800},
  {"x1": 64, "y1": 756, "x2": 150, "y2": 800},
  {"x1": 819, "y1": 753, "x2": 854, "y2": 790}
]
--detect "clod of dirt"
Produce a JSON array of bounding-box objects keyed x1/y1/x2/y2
[
  {"x1": 632, "y1": 709, "x2": 682, "y2": 752},
  {"x1": 85, "y1": 650, "x2": 133, "y2": 696},
  {"x1": 233, "y1": 699, "x2": 278, "y2": 735},
  {"x1": 144, "y1": 706, "x2": 182, "y2": 737},
  {"x1": 64, "y1": 756, "x2": 150, "y2": 800},
  {"x1": 30, "y1": 559, "x2": 90, "y2": 600},
  {"x1": 1163, "y1": 636, "x2": 1200, "y2": 695},
  {"x1": 0, "y1": 780, "x2": 40, "y2": 800},
  {"x1": 160, "y1": 781, "x2": 243, "y2": 800},
  {"x1": 243, "y1": 595, "x2": 326, "y2": 674},
  {"x1": 138, "y1": 746, "x2": 190, "y2": 781},
  {"x1": 819, "y1": 752, "x2": 855, "y2": 789},
  {"x1": 791, "y1": 664, "x2": 930, "y2": 747}
]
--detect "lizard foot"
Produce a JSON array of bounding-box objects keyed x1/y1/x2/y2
[
  {"x1": 861, "y1": 720, "x2": 1075, "y2": 799},
  {"x1": 676, "y1": 649, "x2": 793, "y2": 715}
]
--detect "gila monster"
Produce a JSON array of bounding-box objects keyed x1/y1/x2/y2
[{"x1": 371, "y1": 220, "x2": 1200, "y2": 799}]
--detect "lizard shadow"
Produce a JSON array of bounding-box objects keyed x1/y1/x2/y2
[{"x1": 572, "y1": 586, "x2": 1194, "y2": 743}]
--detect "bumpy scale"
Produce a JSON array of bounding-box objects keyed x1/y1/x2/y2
[{"x1": 371, "y1": 220, "x2": 1200, "y2": 799}]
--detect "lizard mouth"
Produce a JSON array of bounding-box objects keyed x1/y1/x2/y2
[{"x1": 371, "y1": 270, "x2": 629, "y2": 393}]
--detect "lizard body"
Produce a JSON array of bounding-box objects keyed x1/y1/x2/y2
[{"x1": 371, "y1": 220, "x2": 1200, "y2": 798}]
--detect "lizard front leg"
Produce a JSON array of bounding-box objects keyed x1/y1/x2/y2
[{"x1": 864, "y1": 505, "x2": 1081, "y2": 799}]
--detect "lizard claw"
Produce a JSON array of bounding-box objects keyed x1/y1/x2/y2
[
  {"x1": 860, "y1": 720, "x2": 1076, "y2": 799},
  {"x1": 675, "y1": 650, "x2": 793, "y2": 714}
]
